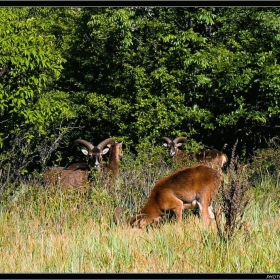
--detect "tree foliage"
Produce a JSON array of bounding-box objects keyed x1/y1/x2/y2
[
  {"x1": 62, "y1": 7, "x2": 280, "y2": 154},
  {"x1": 0, "y1": 8, "x2": 75, "y2": 187},
  {"x1": 1, "y1": 7, "x2": 280, "y2": 186}
]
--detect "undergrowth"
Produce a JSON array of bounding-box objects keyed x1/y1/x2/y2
[{"x1": 0, "y1": 142, "x2": 279, "y2": 272}]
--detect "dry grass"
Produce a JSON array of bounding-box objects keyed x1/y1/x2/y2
[
  {"x1": 0, "y1": 184, "x2": 279, "y2": 273},
  {"x1": 0, "y1": 144, "x2": 279, "y2": 273}
]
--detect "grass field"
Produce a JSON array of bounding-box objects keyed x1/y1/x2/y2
[{"x1": 0, "y1": 148, "x2": 279, "y2": 273}]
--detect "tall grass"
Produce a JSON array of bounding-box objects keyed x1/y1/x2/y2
[{"x1": 0, "y1": 144, "x2": 279, "y2": 273}]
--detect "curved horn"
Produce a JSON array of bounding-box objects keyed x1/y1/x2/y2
[
  {"x1": 129, "y1": 213, "x2": 148, "y2": 226},
  {"x1": 162, "y1": 137, "x2": 172, "y2": 144},
  {"x1": 97, "y1": 138, "x2": 115, "y2": 150},
  {"x1": 113, "y1": 207, "x2": 127, "y2": 225},
  {"x1": 73, "y1": 139, "x2": 94, "y2": 151},
  {"x1": 173, "y1": 136, "x2": 188, "y2": 144}
]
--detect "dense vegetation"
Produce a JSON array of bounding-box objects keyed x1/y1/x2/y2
[{"x1": 1, "y1": 7, "x2": 280, "y2": 187}]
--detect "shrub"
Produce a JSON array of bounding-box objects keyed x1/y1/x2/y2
[{"x1": 214, "y1": 140, "x2": 251, "y2": 241}]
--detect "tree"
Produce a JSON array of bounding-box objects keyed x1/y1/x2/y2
[
  {"x1": 0, "y1": 8, "x2": 76, "y2": 188},
  {"x1": 201, "y1": 7, "x2": 280, "y2": 156},
  {"x1": 61, "y1": 7, "x2": 217, "y2": 151}
]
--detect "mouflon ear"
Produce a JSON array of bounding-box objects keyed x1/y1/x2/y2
[
  {"x1": 102, "y1": 148, "x2": 110, "y2": 155},
  {"x1": 81, "y1": 149, "x2": 89, "y2": 155}
]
